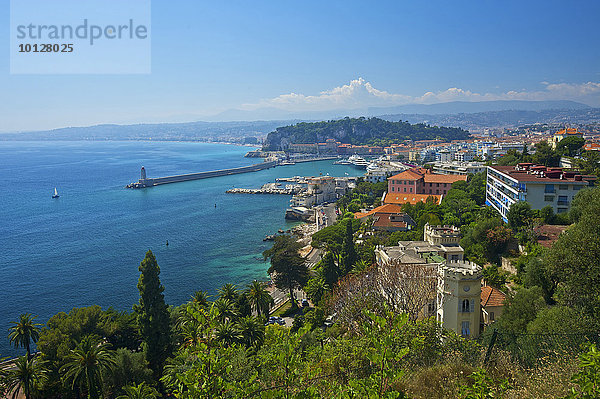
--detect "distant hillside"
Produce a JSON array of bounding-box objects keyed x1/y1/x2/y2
[
  {"x1": 367, "y1": 100, "x2": 589, "y2": 116},
  {"x1": 262, "y1": 117, "x2": 470, "y2": 150},
  {"x1": 206, "y1": 100, "x2": 591, "y2": 122},
  {"x1": 379, "y1": 108, "x2": 600, "y2": 130},
  {"x1": 0, "y1": 120, "x2": 300, "y2": 141}
]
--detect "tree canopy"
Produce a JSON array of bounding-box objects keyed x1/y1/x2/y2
[{"x1": 263, "y1": 117, "x2": 470, "y2": 150}]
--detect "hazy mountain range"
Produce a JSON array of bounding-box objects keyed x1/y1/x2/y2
[
  {"x1": 207, "y1": 100, "x2": 590, "y2": 122},
  {"x1": 0, "y1": 100, "x2": 597, "y2": 141}
]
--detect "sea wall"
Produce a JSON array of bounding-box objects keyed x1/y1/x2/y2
[{"x1": 129, "y1": 161, "x2": 277, "y2": 188}]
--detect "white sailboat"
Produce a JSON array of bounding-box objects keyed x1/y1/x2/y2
[{"x1": 52, "y1": 187, "x2": 60, "y2": 198}]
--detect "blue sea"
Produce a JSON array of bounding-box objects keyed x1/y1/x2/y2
[{"x1": 0, "y1": 141, "x2": 362, "y2": 356}]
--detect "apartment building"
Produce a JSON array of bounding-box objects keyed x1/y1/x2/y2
[{"x1": 486, "y1": 163, "x2": 596, "y2": 221}]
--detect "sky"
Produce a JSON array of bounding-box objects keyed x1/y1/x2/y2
[{"x1": 1, "y1": 0, "x2": 600, "y2": 132}]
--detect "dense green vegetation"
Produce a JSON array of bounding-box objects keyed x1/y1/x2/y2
[
  {"x1": 494, "y1": 137, "x2": 589, "y2": 168},
  {"x1": 262, "y1": 117, "x2": 471, "y2": 150}
]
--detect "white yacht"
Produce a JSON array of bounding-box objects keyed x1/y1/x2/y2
[{"x1": 349, "y1": 155, "x2": 369, "y2": 169}]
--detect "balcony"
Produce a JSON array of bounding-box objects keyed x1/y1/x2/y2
[{"x1": 557, "y1": 200, "x2": 569, "y2": 206}]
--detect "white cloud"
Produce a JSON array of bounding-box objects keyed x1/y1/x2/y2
[{"x1": 241, "y1": 78, "x2": 600, "y2": 111}]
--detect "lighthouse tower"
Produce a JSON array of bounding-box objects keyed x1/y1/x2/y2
[{"x1": 140, "y1": 166, "x2": 147, "y2": 180}]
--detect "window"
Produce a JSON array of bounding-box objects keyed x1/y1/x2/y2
[
  {"x1": 461, "y1": 321, "x2": 470, "y2": 337},
  {"x1": 391, "y1": 186, "x2": 395, "y2": 192},
  {"x1": 409, "y1": 188, "x2": 413, "y2": 193},
  {"x1": 443, "y1": 183, "x2": 447, "y2": 187},
  {"x1": 557, "y1": 208, "x2": 567, "y2": 213},
  {"x1": 436, "y1": 189, "x2": 439, "y2": 194},
  {"x1": 574, "y1": 185, "x2": 583, "y2": 191},
  {"x1": 403, "y1": 188, "x2": 406, "y2": 192},
  {"x1": 559, "y1": 184, "x2": 568, "y2": 190},
  {"x1": 461, "y1": 299, "x2": 470, "y2": 312},
  {"x1": 558, "y1": 195, "x2": 568, "y2": 206},
  {"x1": 490, "y1": 312, "x2": 495, "y2": 321},
  {"x1": 544, "y1": 195, "x2": 554, "y2": 202},
  {"x1": 545, "y1": 184, "x2": 555, "y2": 193}
]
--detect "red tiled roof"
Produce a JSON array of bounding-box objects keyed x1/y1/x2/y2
[
  {"x1": 534, "y1": 224, "x2": 568, "y2": 248},
  {"x1": 354, "y1": 203, "x2": 405, "y2": 219},
  {"x1": 555, "y1": 128, "x2": 582, "y2": 136},
  {"x1": 481, "y1": 286, "x2": 507, "y2": 308},
  {"x1": 372, "y1": 216, "x2": 408, "y2": 229},
  {"x1": 423, "y1": 174, "x2": 468, "y2": 184},
  {"x1": 383, "y1": 193, "x2": 442, "y2": 205},
  {"x1": 388, "y1": 168, "x2": 424, "y2": 181}
]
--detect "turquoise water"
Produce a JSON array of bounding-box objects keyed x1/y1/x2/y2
[{"x1": 0, "y1": 141, "x2": 362, "y2": 356}]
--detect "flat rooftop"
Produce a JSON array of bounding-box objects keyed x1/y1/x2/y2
[{"x1": 489, "y1": 164, "x2": 596, "y2": 184}]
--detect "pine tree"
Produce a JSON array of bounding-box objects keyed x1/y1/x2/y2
[
  {"x1": 263, "y1": 235, "x2": 309, "y2": 307},
  {"x1": 133, "y1": 250, "x2": 171, "y2": 379},
  {"x1": 340, "y1": 220, "x2": 357, "y2": 275}
]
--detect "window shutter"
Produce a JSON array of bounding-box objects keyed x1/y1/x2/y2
[{"x1": 470, "y1": 299, "x2": 475, "y2": 313}]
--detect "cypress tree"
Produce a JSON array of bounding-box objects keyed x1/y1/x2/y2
[
  {"x1": 321, "y1": 251, "x2": 339, "y2": 287},
  {"x1": 134, "y1": 250, "x2": 171, "y2": 379},
  {"x1": 340, "y1": 220, "x2": 357, "y2": 275}
]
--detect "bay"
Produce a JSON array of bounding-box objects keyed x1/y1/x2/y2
[{"x1": 0, "y1": 140, "x2": 362, "y2": 356}]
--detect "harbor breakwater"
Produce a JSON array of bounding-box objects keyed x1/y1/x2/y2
[{"x1": 126, "y1": 161, "x2": 277, "y2": 188}]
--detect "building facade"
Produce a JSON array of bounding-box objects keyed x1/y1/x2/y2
[
  {"x1": 486, "y1": 164, "x2": 596, "y2": 221},
  {"x1": 437, "y1": 261, "x2": 483, "y2": 339},
  {"x1": 388, "y1": 167, "x2": 468, "y2": 197}
]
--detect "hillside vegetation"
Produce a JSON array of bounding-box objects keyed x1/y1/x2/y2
[{"x1": 262, "y1": 117, "x2": 470, "y2": 150}]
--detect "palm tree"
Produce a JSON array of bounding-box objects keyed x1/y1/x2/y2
[
  {"x1": 179, "y1": 320, "x2": 203, "y2": 348},
  {"x1": 1, "y1": 356, "x2": 47, "y2": 399},
  {"x1": 191, "y1": 290, "x2": 210, "y2": 307},
  {"x1": 61, "y1": 336, "x2": 117, "y2": 399},
  {"x1": 214, "y1": 321, "x2": 242, "y2": 346},
  {"x1": 237, "y1": 316, "x2": 265, "y2": 348},
  {"x1": 351, "y1": 259, "x2": 372, "y2": 274},
  {"x1": 305, "y1": 277, "x2": 330, "y2": 304},
  {"x1": 217, "y1": 283, "x2": 238, "y2": 302},
  {"x1": 116, "y1": 382, "x2": 159, "y2": 399},
  {"x1": 213, "y1": 298, "x2": 237, "y2": 322},
  {"x1": 8, "y1": 313, "x2": 42, "y2": 360},
  {"x1": 246, "y1": 281, "x2": 274, "y2": 317}
]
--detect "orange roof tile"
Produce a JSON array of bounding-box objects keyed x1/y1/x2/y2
[
  {"x1": 423, "y1": 174, "x2": 468, "y2": 184},
  {"x1": 388, "y1": 167, "x2": 428, "y2": 181},
  {"x1": 354, "y1": 203, "x2": 405, "y2": 219},
  {"x1": 555, "y1": 128, "x2": 582, "y2": 136},
  {"x1": 383, "y1": 193, "x2": 442, "y2": 205},
  {"x1": 372, "y1": 217, "x2": 408, "y2": 229},
  {"x1": 481, "y1": 286, "x2": 507, "y2": 308}
]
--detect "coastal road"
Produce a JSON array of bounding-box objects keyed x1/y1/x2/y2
[{"x1": 267, "y1": 202, "x2": 335, "y2": 318}]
